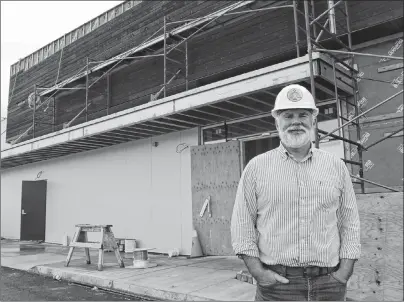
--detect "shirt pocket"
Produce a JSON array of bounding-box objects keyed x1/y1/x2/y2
[{"x1": 306, "y1": 179, "x2": 341, "y2": 209}]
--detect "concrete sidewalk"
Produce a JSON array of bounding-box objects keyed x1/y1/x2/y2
[{"x1": 1, "y1": 240, "x2": 255, "y2": 301}]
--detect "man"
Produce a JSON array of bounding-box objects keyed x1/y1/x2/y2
[{"x1": 231, "y1": 84, "x2": 361, "y2": 301}]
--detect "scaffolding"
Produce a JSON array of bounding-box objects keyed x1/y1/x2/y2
[
  {"x1": 292, "y1": 0, "x2": 403, "y2": 193},
  {"x1": 9, "y1": 0, "x2": 403, "y2": 192}
]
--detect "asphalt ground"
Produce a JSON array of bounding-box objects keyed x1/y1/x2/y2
[{"x1": 0, "y1": 266, "x2": 149, "y2": 301}]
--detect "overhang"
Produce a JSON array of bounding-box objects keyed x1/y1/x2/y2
[{"x1": 1, "y1": 52, "x2": 353, "y2": 169}]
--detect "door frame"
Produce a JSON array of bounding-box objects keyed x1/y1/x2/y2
[{"x1": 20, "y1": 180, "x2": 47, "y2": 241}]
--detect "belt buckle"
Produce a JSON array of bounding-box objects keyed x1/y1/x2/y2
[{"x1": 303, "y1": 266, "x2": 320, "y2": 277}]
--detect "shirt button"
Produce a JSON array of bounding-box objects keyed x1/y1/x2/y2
[
  {"x1": 300, "y1": 181, "x2": 304, "y2": 186},
  {"x1": 301, "y1": 199, "x2": 305, "y2": 203}
]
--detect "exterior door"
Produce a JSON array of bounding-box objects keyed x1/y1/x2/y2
[
  {"x1": 190, "y1": 140, "x2": 242, "y2": 255},
  {"x1": 20, "y1": 180, "x2": 47, "y2": 241}
]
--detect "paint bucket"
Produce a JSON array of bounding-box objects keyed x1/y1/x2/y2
[
  {"x1": 124, "y1": 239, "x2": 136, "y2": 253},
  {"x1": 133, "y1": 249, "x2": 149, "y2": 268},
  {"x1": 132, "y1": 248, "x2": 158, "y2": 269}
]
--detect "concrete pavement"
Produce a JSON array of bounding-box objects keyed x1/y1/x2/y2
[{"x1": 1, "y1": 240, "x2": 255, "y2": 301}]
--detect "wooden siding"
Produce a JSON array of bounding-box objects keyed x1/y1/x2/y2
[{"x1": 5, "y1": 1, "x2": 403, "y2": 143}]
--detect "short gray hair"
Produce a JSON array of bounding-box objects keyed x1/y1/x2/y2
[{"x1": 273, "y1": 108, "x2": 315, "y2": 119}]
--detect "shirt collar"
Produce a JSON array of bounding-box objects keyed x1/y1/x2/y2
[{"x1": 277, "y1": 142, "x2": 314, "y2": 162}]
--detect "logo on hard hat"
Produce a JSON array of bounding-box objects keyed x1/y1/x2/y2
[{"x1": 287, "y1": 88, "x2": 303, "y2": 102}]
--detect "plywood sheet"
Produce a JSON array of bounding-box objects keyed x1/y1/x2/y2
[
  {"x1": 190, "y1": 141, "x2": 241, "y2": 256},
  {"x1": 347, "y1": 192, "x2": 403, "y2": 301}
]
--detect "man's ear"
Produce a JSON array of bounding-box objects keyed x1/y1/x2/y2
[
  {"x1": 312, "y1": 115, "x2": 316, "y2": 127},
  {"x1": 275, "y1": 119, "x2": 279, "y2": 131}
]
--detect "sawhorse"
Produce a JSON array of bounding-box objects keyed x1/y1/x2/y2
[{"x1": 65, "y1": 224, "x2": 124, "y2": 271}]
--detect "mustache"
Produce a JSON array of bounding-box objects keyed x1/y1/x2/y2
[{"x1": 287, "y1": 126, "x2": 308, "y2": 131}]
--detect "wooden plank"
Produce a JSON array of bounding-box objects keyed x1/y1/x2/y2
[
  {"x1": 69, "y1": 242, "x2": 102, "y2": 249},
  {"x1": 378, "y1": 62, "x2": 404, "y2": 73}
]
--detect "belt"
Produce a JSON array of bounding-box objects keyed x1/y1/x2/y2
[{"x1": 263, "y1": 263, "x2": 339, "y2": 278}]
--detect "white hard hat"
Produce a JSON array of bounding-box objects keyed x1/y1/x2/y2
[{"x1": 271, "y1": 84, "x2": 319, "y2": 117}]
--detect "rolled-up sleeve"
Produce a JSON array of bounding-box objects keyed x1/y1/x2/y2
[
  {"x1": 231, "y1": 158, "x2": 259, "y2": 258},
  {"x1": 337, "y1": 163, "x2": 361, "y2": 259}
]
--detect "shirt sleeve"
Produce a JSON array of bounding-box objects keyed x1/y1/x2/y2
[
  {"x1": 337, "y1": 162, "x2": 361, "y2": 259},
  {"x1": 231, "y1": 158, "x2": 260, "y2": 258}
]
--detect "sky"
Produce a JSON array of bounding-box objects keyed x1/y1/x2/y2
[{"x1": 1, "y1": 1, "x2": 123, "y2": 120}]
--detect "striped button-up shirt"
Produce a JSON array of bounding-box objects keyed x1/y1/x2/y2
[{"x1": 231, "y1": 143, "x2": 361, "y2": 267}]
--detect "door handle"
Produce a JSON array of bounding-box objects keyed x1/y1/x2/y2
[{"x1": 21, "y1": 209, "x2": 27, "y2": 215}]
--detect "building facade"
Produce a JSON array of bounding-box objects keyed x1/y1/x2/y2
[{"x1": 1, "y1": 0, "x2": 402, "y2": 258}]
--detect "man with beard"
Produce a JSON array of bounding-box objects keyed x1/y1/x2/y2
[{"x1": 231, "y1": 84, "x2": 360, "y2": 301}]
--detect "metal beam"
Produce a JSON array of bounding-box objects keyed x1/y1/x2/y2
[
  {"x1": 83, "y1": 136, "x2": 123, "y2": 144},
  {"x1": 316, "y1": 48, "x2": 404, "y2": 60},
  {"x1": 50, "y1": 144, "x2": 94, "y2": 152},
  {"x1": 95, "y1": 134, "x2": 131, "y2": 144},
  {"x1": 207, "y1": 104, "x2": 245, "y2": 117},
  {"x1": 342, "y1": 158, "x2": 362, "y2": 166},
  {"x1": 132, "y1": 122, "x2": 178, "y2": 132},
  {"x1": 192, "y1": 108, "x2": 232, "y2": 120},
  {"x1": 320, "y1": 90, "x2": 403, "y2": 141},
  {"x1": 261, "y1": 90, "x2": 278, "y2": 98},
  {"x1": 146, "y1": 119, "x2": 189, "y2": 129},
  {"x1": 119, "y1": 126, "x2": 161, "y2": 136},
  {"x1": 69, "y1": 140, "x2": 111, "y2": 148},
  {"x1": 108, "y1": 131, "x2": 142, "y2": 140},
  {"x1": 177, "y1": 112, "x2": 219, "y2": 124},
  {"x1": 161, "y1": 116, "x2": 201, "y2": 127},
  {"x1": 363, "y1": 127, "x2": 404, "y2": 151},
  {"x1": 317, "y1": 128, "x2": 362, "y2": 147},
  {"x1": 310, "y1": 0, "x2": 342, "y2": 26},
  {"x1": 202, "y1": 112, "x2": 274, "y2": 130},
  {"x1": 224, "y1": 100, "x2": 263, "y2": 114},
  {"x1": 243, "y1": 95, "x2": 273, "y2": 108},
  {"x1": 112, "y1": 130, "x2": 149, "y2": 139},
  {"x1": 350, "y1": 174, "x2": 402, "y2": 192}
]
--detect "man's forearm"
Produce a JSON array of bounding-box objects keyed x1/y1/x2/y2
[
  {"x1": 240, "y1": 255, "x2": 265, "y2": 279},
  {"x1": 339, "y1": 258, "x2": 356, "y2": 273}
]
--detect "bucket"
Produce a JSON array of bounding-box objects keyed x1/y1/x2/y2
[{"x1": 124, "y1": 239, "x2": 136, "y2": 253}]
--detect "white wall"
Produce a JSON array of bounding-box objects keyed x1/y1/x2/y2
[{"x1": 1, "y1": 128, "x2": 198, "y2": 255}]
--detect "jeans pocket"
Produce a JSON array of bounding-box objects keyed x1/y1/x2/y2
[
  {"x1": 330, "y1": 272, "x2": 348, "y2": 285},
  {"x1": 257, "y1": 281, "x2": 278, "y2": 288}
]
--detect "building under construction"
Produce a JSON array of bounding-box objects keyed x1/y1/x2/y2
[{"x1": 1, "y1": 1, "x2": 403, "y2": 300}]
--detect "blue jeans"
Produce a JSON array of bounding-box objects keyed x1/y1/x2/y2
[{"x1": 255, "y1": 265, "x2": 347, "y2": 301}]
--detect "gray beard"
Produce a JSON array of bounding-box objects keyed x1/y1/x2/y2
[{"x1": 279, "y1": 130, "x2": 311, "y2": 148}]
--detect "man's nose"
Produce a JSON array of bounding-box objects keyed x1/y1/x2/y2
[{"x1": 291, "y1": 118, "x2": 303, "y2": 125}]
